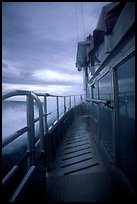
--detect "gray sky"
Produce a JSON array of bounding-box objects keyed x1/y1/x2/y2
[{"x1": 2, "y1": 2, "x2": 110, "y2": 95}]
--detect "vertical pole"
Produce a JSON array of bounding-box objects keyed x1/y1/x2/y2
[
  {"x1": 26, "y1": 94, "x2": 35, "y2": 169},
  {"x1": 81, "y1": 95, "x2": 83, "y2": 102},
  {"x1": 44, "y1": 94, "x2": 49, "y2": 170},
  {"x1": 64, "y1": 96, "x2": 66, "y2": 114},
  {"x1": 44, "y1": 94, "x2": 48, "y2": 134},
  {"x1": 57, "y1": 96, "x2": 59, "y2": 121},
  {"x1": 74, "y1": 95, "x2": 76, "y2": 106},
  {"x1": 112, "y1": 67, "x2": 119, "y2": 166},
  {"x1": 69, "y1": 96, "x2": 71, "y2": 109},
  {"x1": 83, "y1": 67, "x2": 88, "y2": 99}
]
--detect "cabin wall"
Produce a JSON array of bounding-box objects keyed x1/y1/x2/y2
[{"x1": 85, "y1": 3, "x2": 135, "y2": 191}]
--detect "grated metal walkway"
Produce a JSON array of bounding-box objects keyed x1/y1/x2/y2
[{"x1": 46, "y1": 116, "x2": 116, "y2": 202}]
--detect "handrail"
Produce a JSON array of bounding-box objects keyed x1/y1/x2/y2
[
  {"x1": 86, "y1": 98, "x2": 114, "y2": 109},
  {"x1": 9, "y1": 165, "x2": 36, "y2": 202},
  {"x1": 2, "y1": 152, "x2": 29, "y2": 186},
  {"x1": 36, "y1": 92, "x2": 85, "y2": 98},
  {"x1": 9, "y1": 151, "x2": 45, "y2": 202},
  {"x1": 35, "y1": 93, "x2": 84, "y2": 128},
  {"x1": 34, "y1": 112, "x2": 51, "y2": 123},
  {"x1": 30, "y1": 91, "x2": 44, "y2": 151},
  {"x1": 2, "y1": 90, "x2": 44, "y2": 151},
  {"x1": 2, "y1": 90, "x2": 83, "y2": 149},
  {"x1": 2, "y1": 90, "x2": 84, "y2": 202},
  {"x1": 2, "y1": 126, "x2": 28, "y2": 148}
]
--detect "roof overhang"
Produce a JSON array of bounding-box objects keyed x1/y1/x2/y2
[{"x1": 76, "y1": 41, "x2": 91, "y2": 71}]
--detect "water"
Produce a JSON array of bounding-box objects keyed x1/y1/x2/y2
[
  {"x1": 2, "y1": 98, "x2": 66, "y2": 141},
  {"x1": 2, "y1": 99, "x2": 55, "y2": 175},
  {"x1": 2, "y1": 96, "x2": 79, "y2": 176},
  {"x1": 2, "y1": 96, "x2": 80, "y2": 141},
  {"x1": 2, "y1": 101, "x2": 27, "y2": 140}
]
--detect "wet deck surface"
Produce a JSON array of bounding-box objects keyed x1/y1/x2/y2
[
  {"x1": 13, "y1": 115, "x2": 134, "y2": 202},
  {"x1": 46, "y1": 116, "x2": 117, "y2": 202}
]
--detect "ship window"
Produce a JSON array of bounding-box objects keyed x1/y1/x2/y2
[
  {"x1": 92, "y1": 83, "x2": 98, "y2": 99},
  {"x1": 98, "y1": 71, "x2": 112, "y2": 100},
  {"x1": 116, "y1": 54, "x2": 135, "y2": 187},
  {"x1": 98, "y1": 71, "x2": 114, "y2": 160},
  {"x1": 92, "y1": 83, "x2": 98, "y2": 120}
]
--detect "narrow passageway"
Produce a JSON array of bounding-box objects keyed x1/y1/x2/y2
[
  {"x1": 9, "y1": 114, "x2": 134, "y2": 202},
  {"x1": 46, "y1": 116, "x2": 117, "y2": 202}
]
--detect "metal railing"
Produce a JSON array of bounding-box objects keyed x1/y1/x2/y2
[
  {"x1": 2, "y1": 90, "x2": 84, "y2": 202},
  {"x1": 36, "y1": 93, "x2": 84, "y2": 129},
  {"x1": 86, "y1": 98, "x2": 114, "y2": 109}
]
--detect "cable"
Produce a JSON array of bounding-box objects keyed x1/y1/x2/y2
[
  {"x1": 81, "y1": 2, "x2": 86, "y2": 40},
  {"x1": 75, "y1": 2, "x2": 79, "y2": 43}
]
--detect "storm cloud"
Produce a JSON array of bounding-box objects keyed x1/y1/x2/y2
[{"x1": 2, "y1": 2, "x2": 110, "y2": 95}]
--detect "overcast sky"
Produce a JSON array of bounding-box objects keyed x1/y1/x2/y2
[{"x1": 2, "y1": 2, "x2": 110, "y2": 96}]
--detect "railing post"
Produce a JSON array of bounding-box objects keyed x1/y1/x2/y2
[
  {"x1": 44, "y1": 94, "x2": 48, "y2": 134},
  {"x1": 64, "y1": 96, "x2": 66, "y2": 114},
  {"x1": 69, "y1": 96, "x2": 71, "y2": 109},
  {"x1": 57, "y1": 96, "x2": 59, "y2": 121},
  {"x1": 30, "y1": 92, "x2": 45, "y2": 152},
  {"x1": 44, "y1": 94, "x2": 50, "y2": 170},
  {"x1": 74, "y1": 95, "x2": 76, "y2": 106},
  {"x1": 81, "y1": 95, "x2": 83, "y2": 102},
  {"x1": 26, "y1": 93, "x2": 35, "y2": 169}
]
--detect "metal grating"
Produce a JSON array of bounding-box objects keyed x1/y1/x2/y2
[
  {"x1": 62, "y1": 151, "x2": 92, "y2": 161},
  {"x1": 65, "y1": 142, "x2": 90, "y2": 149},
  {"x1": 47, "y1": 171, "x2": 116, "y2": 202},
  {"x1": 46, "y1": 116, "x2": 115, "y2": 201},
  {"x1": 64, "y1": 163, "x2": 99, "y2": 175},
  {"x1": 66, "y1": 138, "x2": 89, "y2": 145},
  {"x1": 64, "y1": 146, "x2": 91, "y2": 155},
  {"x1": 60, "y1": 157, "x2": 93, "y2": 168}
]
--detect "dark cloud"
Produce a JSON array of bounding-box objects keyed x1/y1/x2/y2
[
  {"x1": 2, "y1": 68, "x2": 82, "y2": 86},
  {"x1": 2, "y1": 2, "x2": 110, "y2": 94},
  {"x1": 2, "y1": 62, "x2": 8, "y2": 69},
  {"x1": 2, "y1": 79, "x2": 81, "y2": 87}
]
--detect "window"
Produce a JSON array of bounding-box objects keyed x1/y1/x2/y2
[
  {"x1": 116, "y1": 55, "x2": 135, "y2": 187},
  {"x1": 98, "y1": 72, "x2": 114, "y2": 160}
]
